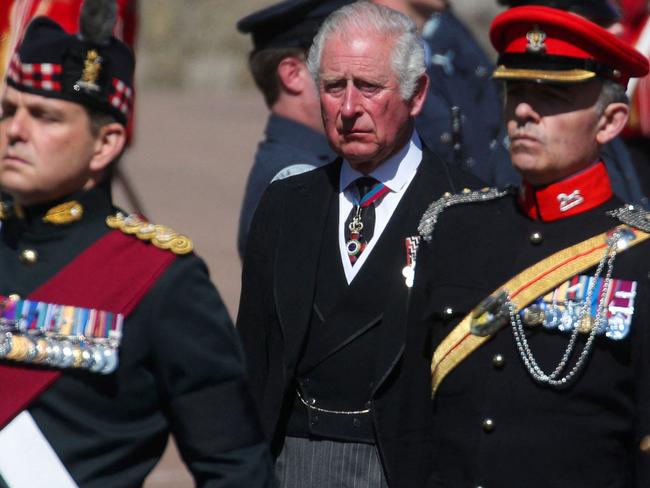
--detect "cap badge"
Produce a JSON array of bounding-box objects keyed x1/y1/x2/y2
[
  {"x1": 526, "y1": 26, "x2": 547, "y2": 54},
  {"x1": 75, "y1": 49, "x2": 102, "y2": 92}
]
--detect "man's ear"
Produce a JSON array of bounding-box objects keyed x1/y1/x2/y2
[
  {"x1": 89, "y1": 122, "x2": 127, "y2": 173},
  {"x1": 277, "y1": 56, "x2": 309, "y2": 95},
  {"x1": 409, "y1": 73, "x2": 429, "y2": 117},
  {"x1": 595, "y1": 102, "x2": 629, "y2": 145}
]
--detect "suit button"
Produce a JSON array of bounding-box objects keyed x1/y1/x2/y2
[
  {"x1": 492, "y1": 354, "x2": 505, "y2": 369},
  {"x1": 529, "y1": 231, "x2": 543, "y2": 245},
  {"x1": 440, "y1": 132, "x2": 452, "y2": 144},
  {"x1": 308, "y1": 397, "x2": 316, "y2": 406},
  {"x1": 19, "y1": 249, "x2": 38, "y2": 264},
  {"x1": 442, "y1": 306, "x2": 454, "y2": 318},
  {"x1": 353, "y1": 418, "x2": 361, "y2": 428},
  {"x1": 482, "y1": 418, "x2": 495, "y2": 433}
]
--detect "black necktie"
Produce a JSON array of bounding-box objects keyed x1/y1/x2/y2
[{"x1": 345, "y1": 177, "x2": 377, "y2": 264}]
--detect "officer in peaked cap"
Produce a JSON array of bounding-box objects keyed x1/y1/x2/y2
[
  {"x1": 236, "y1": 0, "x2": 352, "y2": 259},
  {"x1": 396, "y1": 5, "x2": 650, "y2": 487},
  {"x1": 495, "y1": 0, "x2": 649, "y2": 208},
  {"x1": 0, "y1": 3, "x2": 272, "y2": 486}
]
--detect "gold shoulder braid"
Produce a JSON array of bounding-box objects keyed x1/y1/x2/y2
[
  {"x1": 43, "y1": 201, "x2": 83, "y2": 225},
  {"x1": 106, "y1": 212, "x2": 194, "y2": 255}
]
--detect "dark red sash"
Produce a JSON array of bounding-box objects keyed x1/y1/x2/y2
[{"x1": 0, "y1": 230, "x2": 176, "y2": 428}]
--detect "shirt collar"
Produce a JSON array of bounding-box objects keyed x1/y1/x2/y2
[
  {"x1": 518, "y1": 161, "x2": 613, "y2": 222},
  {"x1": 339, "y1": 130, "x2": 423, "y2": 193}
]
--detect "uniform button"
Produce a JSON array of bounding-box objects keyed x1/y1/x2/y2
[
  {"x1": 464, "y1": 157, "x2": 475, "y2": 169},
  {"x1": 492, "y1": 354, "x2": 505, "y2": 369},
  {"x1": 308, "y1": 397, "x2": 316, "y2": 406},
  {"x1": 475, "y1": 65, "x2": 488, "y2": 78},
  {"x1": 442, "y1": 306, "x2": 454, "y2": 318},
  {"x1": 353, "y1": 418, "x2": 361, "y2": 428},
  {"x1": 482, "y1": 418, "x2": 495, "y2": 433},
  {"x1": 640, "y1": 435, "x2": 650, "y2": 454},
  {"x1": 440, "y1": 132, "x2": 452, "y2": 144},
  {"x1": 489, "y1": 139, "x2": 498, "y2": 150},
  {"x1": 311, "y1": 415, "x2": 319, "y2": 426},
  {"x1": 19, "y1": 249, "x2": 38, "y2": 264},
  {"x1": 529, "y1": 231, "x2": 543, "y2": 245},
  {"x1": 365, "y1": 401, "x2": 372, "y2": 408}
]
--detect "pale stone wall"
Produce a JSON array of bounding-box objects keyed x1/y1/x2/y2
[{"x1": 135, "y1": 0, "x2": 504, "y2": 90}]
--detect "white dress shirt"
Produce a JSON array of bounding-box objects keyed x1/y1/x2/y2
[{"x1": 339, "y1": 131, "x2": 423, "y2": 283}]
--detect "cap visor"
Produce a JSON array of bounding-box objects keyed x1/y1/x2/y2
[{"x1": 493, "y1": 65, "x2": 598, "y2": 83}]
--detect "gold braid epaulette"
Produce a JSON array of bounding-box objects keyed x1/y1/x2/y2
[{"x1": 105, "y1": 212, "x2": 194, "y2": 255}]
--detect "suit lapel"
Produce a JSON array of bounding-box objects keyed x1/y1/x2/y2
[
  {"x1": 372, "y1": 149, "x2": 457, "y2": 394},
  {"x1": 274, "y1": 161, "x2": 341, "y2": 370}
]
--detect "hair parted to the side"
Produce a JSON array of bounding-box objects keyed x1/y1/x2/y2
[{"x1": 306, "y1": 1, "x2": 426, "y2": 100}]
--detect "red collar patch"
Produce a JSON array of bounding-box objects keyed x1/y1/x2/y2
[{"x1": 518, "y1": 162, "x2": 612, "y2": 221}]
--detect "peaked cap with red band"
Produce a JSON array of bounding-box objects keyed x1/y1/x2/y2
[
  {"x1": 490, "y1": 6, "x2": 649, "y2": 87},
  {"x1": 6, "y1": 16, "x2": 134, "y2": 125}
]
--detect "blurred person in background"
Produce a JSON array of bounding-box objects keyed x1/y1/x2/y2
[
  {"x1": 236, "y1": 0, "x2": 351, "y2": 259},
  {"x1": 372, "y1": 0, "x2": 509, "y2": 185},
  {"x1": 618, "y1": 0, "x2": 650, "y2": 197}
]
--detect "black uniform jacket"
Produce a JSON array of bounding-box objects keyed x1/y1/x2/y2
[
  {"x1": 0, "y1": 184, "x2": 272, "y2": 488},
  {"x1": 237, "y1": 147, "x2": 481, "y2": 487},
  {"x1": 406, "y1": 192, "x2": 650, "y2": 488}
]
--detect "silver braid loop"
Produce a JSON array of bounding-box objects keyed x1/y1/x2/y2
[
  {"x1": 608, "y1": 204, "x2": 650, "y2": 233},
  {"x1": 418, "y1": 187, "x2": 508, "y2": 241},
  {"x1": 507, "y1": 230, "x2": 621, "y2": 388}
]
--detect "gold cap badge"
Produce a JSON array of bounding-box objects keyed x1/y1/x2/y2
[
  {"x1": 526, "y1": 26, "x2": 547, "y2": 54},
  {"x1": 75, "y1": 49, "x2": 102, "y2": 92}
]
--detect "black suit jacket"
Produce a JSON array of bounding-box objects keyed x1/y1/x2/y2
[{"x1": 237, "y1": 147, "x2": 480, "y2": 487}]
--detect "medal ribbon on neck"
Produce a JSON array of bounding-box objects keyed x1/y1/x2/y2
[{"x1": 346, "y1": 180, "x2": 390, "y2": 263}]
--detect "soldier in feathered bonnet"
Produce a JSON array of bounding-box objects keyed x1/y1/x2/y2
[{"x1": 0, "y1": 1, "x2": 272, "y2": 486}]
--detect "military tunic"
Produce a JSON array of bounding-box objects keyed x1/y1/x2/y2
[
  {"x1": 237, "y1": 114, "x2": 335, "y2": 258},
  {"x1": 0, "y1": 184, "x2": 272, "y2": 488},
  {"x1": 408, "y1": 165, "x2": 650, "y2": 487}
]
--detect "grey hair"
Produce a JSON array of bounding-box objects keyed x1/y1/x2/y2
[
  {"x1": 306, "y1": 1, "x2": 426, "y2": 100},
  {"x1": 595, "y1": 79, "x2": 629, "y2": 115}
]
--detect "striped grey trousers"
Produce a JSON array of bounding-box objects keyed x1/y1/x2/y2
[{"x1": 275, "y1": 436, "x2": 389, "y2": 488}]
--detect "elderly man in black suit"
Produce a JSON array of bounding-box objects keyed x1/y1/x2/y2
[{"x1": 236, "y1": 2, "x2": 479, "y2": 487}]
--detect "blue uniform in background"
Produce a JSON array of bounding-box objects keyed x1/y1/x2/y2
[
  {"x1": 417, "y1": 9, "x2": 508, "y2": 182},
  {"x1": 237, "y1": 114, "x2": 335, "y2": 258}
]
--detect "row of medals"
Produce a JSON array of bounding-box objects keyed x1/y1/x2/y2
[{"x1": 0, "y1": 325, "x2": 118, "y2": 374}]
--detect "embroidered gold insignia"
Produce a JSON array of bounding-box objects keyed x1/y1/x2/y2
[
  {"x1": 106, "y1": 212, "x2": 194, "y2": 255},
  {"x1": 43, "y1": 201, "x2": 83, "y2": 225},
  {"x1": 75, "y1": 49, "x2": 102, "y2": 92},
  {"x1": 526, "y1": 26, "x2": 547, "y2": 53},
  {"x1": 0, "y1": 202, "x2": 11, "y2": 221}
]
